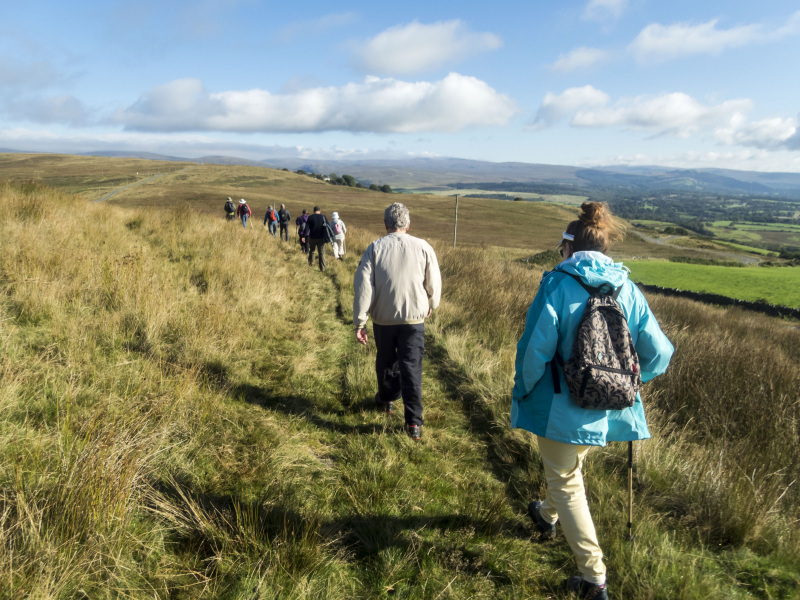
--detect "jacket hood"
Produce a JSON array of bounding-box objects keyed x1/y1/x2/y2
[{"x1": 555, "y1": 251, "x2": 629, "y2": 289}]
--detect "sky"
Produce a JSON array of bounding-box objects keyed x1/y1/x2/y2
[{"x1": 2, "y1": 0, "x2": 800, "y2": 172}]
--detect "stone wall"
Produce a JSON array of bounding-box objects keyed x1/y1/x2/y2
[{"x1": 635, "y1": 282, "x2": 800, "y2": 320}]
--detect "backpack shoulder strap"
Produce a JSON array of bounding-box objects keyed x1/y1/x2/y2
[
  {"x1": 562, "y1": 271, "x2": 621, "y2": 299},
  {"x1": 551, "y1": 350, "x2": 564, "y2": 394}
]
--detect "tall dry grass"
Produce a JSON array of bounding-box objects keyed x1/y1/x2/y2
[{"x1": 0, "y1": 180, "x2": 356, "y2": 597}]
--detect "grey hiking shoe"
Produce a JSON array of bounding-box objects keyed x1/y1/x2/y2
[
  {"x1": 374, "y1": 393, "x2": 394, "y2": 414},
  {"x1": 528, "y1": 501, "x2": 557, "y2": 539},
  {"x1": 406, "y1": 424, "x2": 422, "y2": 440},
  {"x1": 566, "y1": 576, "x2": 608, "y2": 600}
]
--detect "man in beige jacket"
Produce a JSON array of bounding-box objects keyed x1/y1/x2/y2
[{"x1": 353, "y1": 203, "x2": 441, "y2": 440}]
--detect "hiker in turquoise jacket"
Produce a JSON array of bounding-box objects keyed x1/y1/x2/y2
[{"x1": 512, "y1": 201, "x2": 673, "y2": 600}]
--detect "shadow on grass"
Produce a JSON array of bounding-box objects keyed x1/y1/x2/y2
[
  {"x1": 425, "y1": 334, "x2": 543, "y2": 509},
  {"x1": 148, "y1": 477, "x2": 537, "y2": 586},
  {"x1": 231, "y1": 382, "x2": 403, "y2": 436}
]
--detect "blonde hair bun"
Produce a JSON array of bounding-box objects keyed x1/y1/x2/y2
[
  {"x1": 579, "y1": 202, "x2": 607, "y2": 228},
  {"x1": 567, "y1": 201, "x2": 625, "y2": 252}
]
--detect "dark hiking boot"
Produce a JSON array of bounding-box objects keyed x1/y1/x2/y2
[
  {"x1": 566, "y1": 576, "x2": 608, "y2": 600},
  {"x1": 528, "y1": 501, "x2": 557, "y2": 540},
  {"x1": 374, "y1": 393, "x2": 394, "y2": 414},
  {"x1": 406, "y1": 424, "x2": 422, "y2": 440}
]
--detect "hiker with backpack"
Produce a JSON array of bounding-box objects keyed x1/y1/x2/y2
[
  {"x1": 512, "y1": 201, "x2": 673, "y2": 600},
  {"x1": 278, "y1": 204, "x2": 291, "y2": 241},
  {"x1": 264, "y1": 205, "x2": 279, "y2": 236},
  {"x1": 236, "y1": 199, "x2": 251, "y2": 228},
  {"x1": 224, "y1": 197, "x2": 236, "y2": 221},
  {"x1": 329, "y1": 211, "x2": 347, "y2": 260}
]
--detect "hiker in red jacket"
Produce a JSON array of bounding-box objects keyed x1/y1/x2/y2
[{"x1": 264, "y1": 205, "x2": 279, "y2": 236}]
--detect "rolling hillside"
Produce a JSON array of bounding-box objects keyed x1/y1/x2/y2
[{"x1": 0, "y1": 152, "x2": 777, "y2": 265}]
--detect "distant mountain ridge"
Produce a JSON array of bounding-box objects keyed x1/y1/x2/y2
[
  {"x1": 5, "y1": 148, "x2": 800, "y2": 197},
  {"x1": 253, "y1": 157, "x2": 800, "y2": 197}
]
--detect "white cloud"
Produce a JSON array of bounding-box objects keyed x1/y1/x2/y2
[
  {"x1": 629, "y1": 11, "x2": 800, "y2": 63},
  {"x1": 571, "y1": 93, "x2": 752, "y2": 138},
  {"x1": 582, "y1": 0, "x2": 628, "y2": 22},
  {"x1": 587, "y1": 149, "x2": 800, "y2": 173},
  {"x1": 530, "y1": 86, "x2": 800, "y2": 159},
  {"x1": 115, "y1": 74, "x2": 518, "y2": 134},
  {"x1": 715, "y1": 116, "x2": 799, "y2": 151},
  {"x1": 630, "y1": 20, "x2": 758, "y2": 62},
  {"x1": 529, "y1": 85, "x2": 610, "y2": 130},
  {"x1": 0, "y1": 55, "x2": 63, "y2": 91},
  {"x1": 6, "y1": 94, "x2": 89, "y2": 126},
  {"x1": 352, "y1": 20, "x2": 502, "y2": 75},
  {"x1": 0, "y1": 127, "x2": 445, "y2": 162},
  {"x1": 549, "y1": 47, "x2": 611, "y2": 72}
]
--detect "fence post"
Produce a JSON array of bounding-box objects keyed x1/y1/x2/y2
[{"x1": 453, "y1": 194, "x2": 459, "y2": 248}]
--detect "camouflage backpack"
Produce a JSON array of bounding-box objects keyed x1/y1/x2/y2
[{"x1": 553, "y1": 273, "x2": 641, "y2": 410}]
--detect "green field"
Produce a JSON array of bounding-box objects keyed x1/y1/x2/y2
[
  {"x1": 706, "y1": 220, "x2": 800, "y2": 248},
  {"x1": 627, "y1": 261, "x2": 800, "y2": 307},
  {"x1": 713, "y1": 240, "x2": 777, "y2": 256}
]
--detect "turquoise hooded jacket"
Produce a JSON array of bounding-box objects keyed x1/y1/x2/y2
[{"x1": 511, "y1": 251, "x2": 674, "y2": 446}]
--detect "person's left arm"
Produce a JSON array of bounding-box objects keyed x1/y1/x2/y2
[
  {"x1": 628, "y1": 284, "x2": 674, "y2": 382},
  {"x1": 423, "y1": 245, "x2": 442, "y2": 315}
]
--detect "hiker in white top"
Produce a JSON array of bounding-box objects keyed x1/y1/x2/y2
[{"x1": 329, "y1": 211, "x2": 347, "y2": 260}]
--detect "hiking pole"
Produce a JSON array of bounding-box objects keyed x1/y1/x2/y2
[{"x1": 627, "y1": 440, "x2": 634, "y2": 541}]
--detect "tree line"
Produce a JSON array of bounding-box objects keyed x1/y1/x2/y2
[{"x1": 286, "y1": 168, "x2": 392, "y2": 193}]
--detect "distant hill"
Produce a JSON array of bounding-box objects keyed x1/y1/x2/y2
[
  {"x1": 5, "y1": 148, "x2": 800, "y2": 198},
  {"x1": 82, "y1": 150, "x2": 196, "y2": 163},
  {"x1": 256, "y1": 157, "x2": 586, "y2": 189},
  {"x1": 255, "y1": 157, "x2": 800, "y2": 198}
]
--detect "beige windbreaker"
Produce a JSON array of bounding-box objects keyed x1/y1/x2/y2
[{"x1": 353, "y1": 232, "x2": 441, "y2": 329}]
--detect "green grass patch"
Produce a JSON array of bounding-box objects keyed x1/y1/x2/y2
[
  {"x1": 627, "y1": 261, "x2": 800, "y2": 307},
  {"x1": 713, "y1": 240, "x2": 777, "y2": 256}
]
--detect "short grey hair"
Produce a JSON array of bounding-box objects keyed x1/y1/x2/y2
[{"x1": 384, "y1": 203, "x2": 410, "y2": 230}]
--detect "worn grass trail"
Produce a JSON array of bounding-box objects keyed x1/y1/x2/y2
[{"x1": 240, "y1": 239, "x2": 561, "y2": 599}]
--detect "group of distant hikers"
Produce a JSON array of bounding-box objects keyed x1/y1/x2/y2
[
  {"x1": 223, "y1": 197, "x2": 347, "y2": 270},
  {"x1": 224, "y1": 195, "x2": 674, "y2": 600}
]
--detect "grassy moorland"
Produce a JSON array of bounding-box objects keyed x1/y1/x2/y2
[{"x1": 1, "y1": 174, "x2": 799, "y2": 599}]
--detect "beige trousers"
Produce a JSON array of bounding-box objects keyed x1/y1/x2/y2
[
  {"x1": 331, "y1": 237, "x2": 345, "y2": 259},
  {"x1": 537, "y1": 436, "x2": 606, "y2": 585}
]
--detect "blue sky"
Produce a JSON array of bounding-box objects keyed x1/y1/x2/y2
[{"x1": 2, "y1": 0, "x2": 800, "y2": 172}]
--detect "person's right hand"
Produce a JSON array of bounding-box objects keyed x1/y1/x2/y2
[{"x1": 356, "y1": 328, "x2": 368, "y2": 346}]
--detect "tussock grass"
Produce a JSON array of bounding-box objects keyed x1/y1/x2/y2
[{"x1": 1, "y1": 179, "x2": 799, "y2": 598}]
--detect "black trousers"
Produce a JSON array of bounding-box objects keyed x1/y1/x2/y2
[
  {"x1": 279, "y1": 222, "x2": 289, "y2": 241},
  {"x1": 373, "y1": 323, "x2": 425, "y2": 426}
]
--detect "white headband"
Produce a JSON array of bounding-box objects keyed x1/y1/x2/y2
[{"x1": 556, "y1": 231, "x2": 574, "y2": 250}]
